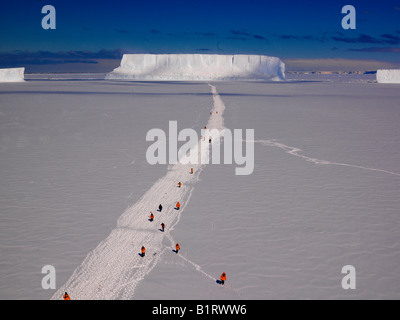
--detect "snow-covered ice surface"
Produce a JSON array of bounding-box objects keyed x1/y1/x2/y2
[
  {"x1": 376, "y1": 69, "x2": 400, "y2": 84},
  {"x1": 1, "y1": 74, "x2": 400, "y2": 300},
  {"x1": 49, "y1": 84, "x2": 227, "y2": 300},
  {"x1": 0, "y1": 80, "x2": 211, "y2": 300},
  {"x1": 107, "y1": 54, "x2": 285, "y2": 81},
  {"x1": 24, "y1": 73, "x2": 106, "y2": 81},
  {"x1": 0, "y1": 68, "x2": 25, "y2": 82},
  {"x1": 286, "y1": 73, "x2": 376, "y2": 83}
]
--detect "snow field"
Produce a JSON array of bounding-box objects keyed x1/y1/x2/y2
[
  {"x1": 52, "y1": 84, "x2": 228, "y2": 299},
  {"x1": 2, "y1": 77, "x2": 399, "y2": 300}
]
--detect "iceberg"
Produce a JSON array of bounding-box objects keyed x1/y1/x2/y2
[
  {"x1": 106, "y1": 54, "x2": 285, "y2": 81},
  {"x1": 376, "y1": 69, "x2": 400, "y2": 84},
  {"x1": 0, "y1": 67, "x2": 25, "y2": 82}
]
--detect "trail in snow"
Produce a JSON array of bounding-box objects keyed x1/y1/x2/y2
[
  {"x1": 52, "y1": 84, "x2": 229, "y2": 300},
  {"x1": 254, "y1": 139, "x2": 400, "y2": 177}
]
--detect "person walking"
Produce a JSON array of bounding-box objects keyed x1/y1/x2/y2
[
  {"x1": 220, "y1": 272, "x2": 227, "y2": 285},
  {"x1": 63, "y1": 292, "x2": 71, "y2": 300},
  {"x1": 175, "y1": 202, "x2": 180, "y2": 210},
  {"x1": 149, "y1": 212, "x2": 154, "y2": 222},
  {"x1": 175, "y1": 243, "x2": 180, "y2": 254},
  {"x1": 161, "y1": 223, "x2": 165, "y2": 232},
  {"x1": 141, "y1": 246, "x2": 146, "y2": 257},
  {"x1": 158, "y1": 204, "x2": 163, "y2": 212}
]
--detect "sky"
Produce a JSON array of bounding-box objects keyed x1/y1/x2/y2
[{"x1": 0, "y1": 0, "x2": 399, "y2": 72}]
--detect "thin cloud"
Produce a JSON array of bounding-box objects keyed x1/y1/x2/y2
[
  {"x1": 229, "y1": 30, "x2": 268, "y2": 42},
  {"x1": 150, "y1": 29, "x2": 162, "y2": 34},
  {"x1": 193, "y1": 32, "x2": 217, "y2": 37},
  {"x1": 0, "y1": 49, "x2": 125, "y2": 67},
  {"x1": 115, "y1": 29, "x2": 130, "y2": 34},
  {"x1": 225, "y1": 36, "x2": 248, "y2": 41},
  {"x1": 380, "y1": 33, "x2": 400, "y2": 45},
  {"x1": 332, "y1": 33, "x2": 400, "y2": 45},
  {"x1": 230, "y1": 30, "x2": 251, "y2": 37},
  {"x1": 332, "y1": 34, "x2": 384, "y2": 44},
  {"x1": 150, "y1": 30, "x2": 217, "y2": 38},
  {"x1": 277, "y1": 34, "x2": 324, "y2": 42},
  {"x1": 254, "y1": 34, "x2": 266, "y2": 40},
  {"x1": 348, "y1": 47, "x2": 400, "y2": 53}
]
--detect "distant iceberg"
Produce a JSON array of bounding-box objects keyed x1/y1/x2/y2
[
  {"x1": 376, "y1": 69, "x2": 400, "y2": 84},
  {"x1": 0, "y1": 67, "x2": 25, "y2": 82},
  {"x1": 106, "y1": 54, "x2": 285, "y2": 81}
]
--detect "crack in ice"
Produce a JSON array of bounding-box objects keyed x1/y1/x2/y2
[{"x1": 253, "y1": 139, "x2": 400, "y2": 177}]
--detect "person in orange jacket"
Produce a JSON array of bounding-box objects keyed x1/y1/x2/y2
[
  {"x1": 63, "y1": 292, "x2": 71, "y2": 300},
  {"x1": 220, "y1": 272, "x2": 226, "y2": 285},
  {"x1": 141, "y1": 246, "x2": 146, "y2": 257},
  {"x1": 178, "y1": 182, "x2": 182, "y2": 188},
  {"x1": 190, "y1": 168, "x2": 193, "y2": 174},
  {"x1": 176, "y1": 201, "x2": 180, "y2": 210},
  {"x1": 149, "y1": 212, "x2": 154, "y2": 222},
  {"x1": 175, "y1": 243, "x2": 180, "y2": 254}
]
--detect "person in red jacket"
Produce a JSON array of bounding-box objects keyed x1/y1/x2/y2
[
  {"x1": 141, "y1": 246, "x2": 146, "y2": 257},
  {"x1": 161, "y1": 223, "x2": 165, "y2": 232},
  {"x1": 220, "y1": 272, "x2": 227, "y2": 285},
  {"x1": 176, "y1": 202, "x2": 180, "y2": 210}
]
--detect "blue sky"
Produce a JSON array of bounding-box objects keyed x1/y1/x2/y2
[{"x1": 0, "y1": 0, "x2": 399, "y2": 71}]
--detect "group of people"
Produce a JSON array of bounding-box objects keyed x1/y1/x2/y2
[
  {"x1": 63, "y1": 132, "x2": 227, "y2": 300},
  {"x1": 139, "y1": 169, "x2": 227, "y2": 287},
  {"x1": 140, "y1": 180, "x2": 183, "y2": 259}
]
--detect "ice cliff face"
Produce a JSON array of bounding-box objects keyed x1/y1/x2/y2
[
  {"x1": 0, "y1": 68, "x2": 25, "y2": 82},
  {"x1": 106, "y1": 54, "x2": 285, "y2": 81},
  {"x1": 376, "y1": 69, "x2": 400, "y2": 84}
]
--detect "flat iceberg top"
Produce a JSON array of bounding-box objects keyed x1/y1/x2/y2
[
  {"x1": 107, "y1": 54, "x2": 285, "y2": 81},
  {"x1": 0, "y1": 67, "x2": 25, "y2": 82},
  {"x1": 376, "y1": 69, "x2": 400, "y2": 84}
]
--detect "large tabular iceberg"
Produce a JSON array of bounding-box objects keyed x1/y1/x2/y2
[
  {"x1": 0, "y1": 67, "x2": 25, "y2": 82},
  {"x1": 106, "y1": 54, "x2": 285, "y2": 81},
  {"x1": 376, "y1": 69, "x2": 400, "y2": 83}
]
